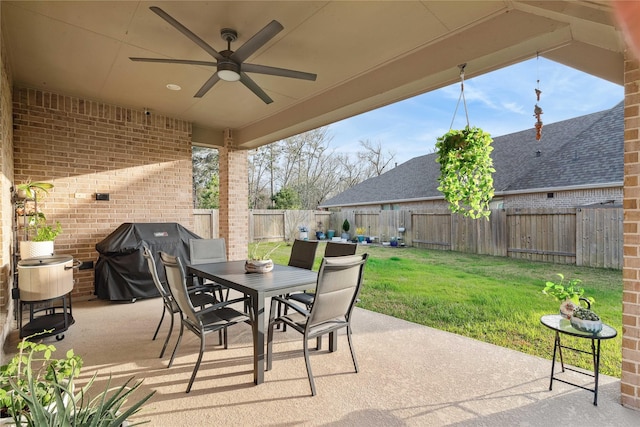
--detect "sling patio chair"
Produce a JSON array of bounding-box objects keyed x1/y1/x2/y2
[
  {"x1": 286, "y1": 241, "x2": 358, "y2": 310},
  {"x1": 278, "y1": 239, "x2": 319, "y2": 329},
  {"x1": 267, "y1": 253, "x2": 369, "y2": 396},
  {"x1": 142, "y1": 246, "x2": 219, "y2": 358},
  {"x1": 189, "y1": 238, "x2": 230, "y2": 301},
  {"x1": 160, "y1": 251, "x2": 251, "y2": 393}
]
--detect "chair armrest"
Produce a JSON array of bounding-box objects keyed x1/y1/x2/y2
[
  {"x1": 272, "y1": 296, "x2": 310, "y2": 317},
  {"x1": 198, "y1": 296, "x2": 250, "y2": 315}
]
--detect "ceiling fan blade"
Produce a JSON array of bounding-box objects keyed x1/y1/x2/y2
[
  {"x1": 129, "y1": 57, "x2": 217, "y2": 67},
  {"x1": 242, "y1": 63, "x2": 317, "y2": 81},
  {"x1": 149, "y1": 6, "x2": 222, "y2": 60},
  {"x1": 194, "y1": 73, "x2": 221, "y2": 98},
  {"x1": 240, "y1": 73, "x2": 273, "y2": 104},
  {"x1": 231, "y1": 20, "x2": 284, "y2": 63}
]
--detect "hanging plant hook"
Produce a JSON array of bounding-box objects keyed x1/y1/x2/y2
[{"x1": 449, "y1": 63, "x2": 470, "y2": 130}]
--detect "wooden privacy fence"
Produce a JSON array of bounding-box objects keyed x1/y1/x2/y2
[{"x1": 193, "y1": 207, "x2": 623, "y2": 269}]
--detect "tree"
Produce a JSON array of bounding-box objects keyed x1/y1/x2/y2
[
  {"x1": 192, "y1": 147, "x2": 219, "y2": 208},
  {"x1": 272, "y1": 187, "x2": 301, "y2": 209},
  {"x1": 357, "y1": 139, "x2": 396, "y2": 177},
  {"x1": 198, "y1": 174, "x2": 219, "y2": 208}
]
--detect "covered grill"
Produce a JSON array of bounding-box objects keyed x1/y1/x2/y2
[{"x1": 94, "y1": 223, "x2": 201, "y2": 301}]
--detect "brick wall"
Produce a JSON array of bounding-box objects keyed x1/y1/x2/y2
[
  {"x1": 12, "y1": 88, "x2": 194, "y2": 299},
  {"x1": 219, "y1": 130, "x2": 248, "y2": 261},
  {"x1": 622, "y1": 56, "x2": 640, "y2": 410},
  {"x1": 1, "y1": 22, "x2": 16, "y2": 349},
  {"x1": 504, "y1": 187, "x2": 622, "y2": 208}
]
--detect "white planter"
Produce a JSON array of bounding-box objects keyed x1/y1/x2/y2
[
  {"x1": 299, "y1": 231, "x2": 308, "y2": 240},
  {"x1": 20, "y1": 240, "x2": 54, "y2": 259},
  {"x1": 245, "y1": 259, "x2": 274, "y2": 273},
  {"x1": 570, "y1": 316, "x2": 603, "y2": 333}
]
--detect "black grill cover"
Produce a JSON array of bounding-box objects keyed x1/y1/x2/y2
[{"x1": 94, "y1": 223, "x2": 201, "y2": 301}]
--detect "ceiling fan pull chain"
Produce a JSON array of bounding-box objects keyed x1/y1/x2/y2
[{"x1": 449, "y1": 63, "x2": 470, "y2": 130}]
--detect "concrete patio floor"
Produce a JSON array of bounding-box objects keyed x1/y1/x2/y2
[{"x1": 3, "y1": 296, "x2": 638, "y2": 426}]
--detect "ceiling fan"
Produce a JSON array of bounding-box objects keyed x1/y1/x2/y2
[{"x1": 130, "y1": 6, "x2": 317, "y2": 104}]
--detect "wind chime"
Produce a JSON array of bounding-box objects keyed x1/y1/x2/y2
[{"x1": 534, "y1": 53, "x2": 543, "y2": 140}]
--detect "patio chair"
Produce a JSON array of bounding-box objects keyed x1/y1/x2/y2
[
  {"x1": 160, "y1": 251, "x2": 251, "y2": 393},
  {"x1": 286, "y1": 241, "x2": 358, "y2": 309},
  {"x1": 189, "y1": 238, "x2": 229, "y2": 301},
  {"x1": 287, "y1": 239, "x2": 319, "y2": 270},
  {"x1": 142, "y1": 246, "x2": 219, "y2": 358},
  {"x1": 278, "y1": 239, "x2": 319, "y2": 329},
  {"x1": 267, "y1": 253, "x2": 369, "y2": 396}
]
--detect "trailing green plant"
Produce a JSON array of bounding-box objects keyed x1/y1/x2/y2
[
  {"x1": 0, "y1": 334, "x2": 82, "y2": 420},
  {"x1": 1, "y1": 334, "x2": 154, "y2": 426},
  {"x1": 435, "y1": 126, "x2": 495, "y2": 219},
  {"x1": 542, "y1": 273, "x2": 595, "y2": 305},
  {"x1": 26, "y1": 213, "x2": 62, "y2": 242}
]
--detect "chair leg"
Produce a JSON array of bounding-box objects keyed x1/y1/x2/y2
[
  {"x1": 159, "y1": 309, "x2": 175, "y2": 358},
  {"x1": 223, "y1": 327, "x2": 228, "y2": 350},
  {"x1": 303, "y1": 337, "x2": 317, "y2": 396},
  {"x1": 152, "y1": 305, "x2": 166, "y2": 341},
  {"x1": 218, "y1": 329, "x2": 223, "y2": 346},
  {"x1": 346, "y1": 325, "x2": 359, "y2": 373},
  {"x1": 168, "y1": 320, "x2": 184, "y2": 368},
  {"x1": 186, "y1": 333, "x2": 206, "y2": 393}
]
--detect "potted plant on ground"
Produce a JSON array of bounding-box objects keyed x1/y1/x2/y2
[
  {"x1": 341, "y1": 219, "x2": 350, "y2": 240},
  {"x1": 542, "y1": 273, "x2": 595, "y2": 319},
  {"x1": 355, "y1": 227, "x2": 366, "y2": 243}
]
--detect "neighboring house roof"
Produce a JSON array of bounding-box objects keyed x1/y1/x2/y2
[{"x1": 320, "y1": 101, "x2": 623, "y2": 208}]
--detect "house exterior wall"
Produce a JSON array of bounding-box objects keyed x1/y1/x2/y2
[
  {"x1": 0, "y1": 21, "x2": 16, "y2": 357},
  {"x1": 333, "y1": 187, "x2": 622, "y2": 212},
  {"x1": 12, "y1": 87, "x2": 194, "y2": 299},
  {"x1": 622, "y1": 55, "x2": 640, "y2": 410},
  {"x1": 502, "y1": 187, "x2": 622, "y2": 208}
]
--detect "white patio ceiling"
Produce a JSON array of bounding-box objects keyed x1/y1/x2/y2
[{"x1": 1, "y1": 1, "x2": 625, "y2": 148}]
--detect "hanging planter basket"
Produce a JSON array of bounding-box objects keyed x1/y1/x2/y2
[
  {"x1": 434, "y1": 64, "x2": 495, "y2": 220},
  {"x1": 436, "y1": 126, "x2": 495, "y2": 219}
]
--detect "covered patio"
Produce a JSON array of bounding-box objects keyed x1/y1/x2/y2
[
  {"x1": 3, "y1": 296, "x2": 637, "y2": 425},
  {"x1": 1, "y1": 0, "x2": 640, "y2": 414}
]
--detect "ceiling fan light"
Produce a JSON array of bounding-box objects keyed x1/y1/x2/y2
[{"x1": 218, "y1": 69, "x2": 241, "y2": 82}]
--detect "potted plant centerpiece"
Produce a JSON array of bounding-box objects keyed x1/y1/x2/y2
[
  {"x1": 542, "y1": 273, "x2": 595, "y2": 319},
  {"x1": 246, "y1": 241, "x2": 280, "y2": 274}
]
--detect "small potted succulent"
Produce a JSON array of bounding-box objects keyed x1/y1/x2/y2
[{"x1": 570, "y1": 306, "x2": 603, "y2": 333}]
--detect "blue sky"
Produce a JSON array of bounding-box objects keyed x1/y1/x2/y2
[{"x1": 328, "y1": 57, "x2": 624, "y2": 165}]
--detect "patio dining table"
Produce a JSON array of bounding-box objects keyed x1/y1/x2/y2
[{"x1": 186, "y1": 260, "x2": 318, "y2": 385}]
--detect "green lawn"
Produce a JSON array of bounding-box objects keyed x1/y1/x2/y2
[{"x1": 254, "y1": 241, "x2": 623, "y2": 377}]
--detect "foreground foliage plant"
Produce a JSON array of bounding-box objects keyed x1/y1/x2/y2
[
  {"x1": 1, "y1": 335, "x2": 154, "y2": 426},
  {"x1": 436, "y1": 127, "x2": 495, "y2": 219}
]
